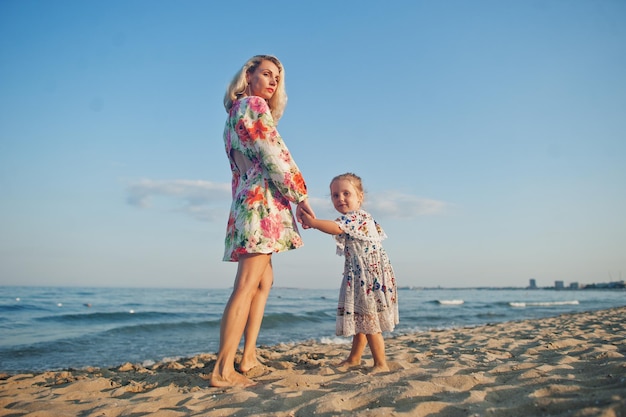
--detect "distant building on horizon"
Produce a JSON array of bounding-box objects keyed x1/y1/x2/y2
[
  {"x1": 582, "y1": 280, "x2": 626, "y2": 289},
  {"x1": 528, "y1": 279, "x2": 537, "y2": 289},
  {"x1": 555, "y1": 280, "x2": 565, "y2": 290}
]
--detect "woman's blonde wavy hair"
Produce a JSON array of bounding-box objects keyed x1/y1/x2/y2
[{"x1": 223, "y1": 55, "x2": 287, "y2": 122}]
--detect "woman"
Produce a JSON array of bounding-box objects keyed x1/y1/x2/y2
[{"x1": 210, "y1": 55, "x2": 314, "y2": 387}]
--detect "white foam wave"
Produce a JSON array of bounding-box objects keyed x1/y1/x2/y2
[
  {"x1": 437, "y1": 299, "x2": 464, "y2": 305},
  {"x1": 319, "y1": 337, "x2": 350, "y2": 345},
  {"x1": 509, "y1": 300, "x2": 580, "y2": 308}
]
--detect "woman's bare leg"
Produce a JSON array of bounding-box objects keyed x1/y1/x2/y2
[
  {"x1": 239, "y1": 260, "x2": 273, "y2": 372},
  {"x1": 210, "y1": 253, "x2": 272, "y2": 387},
  {"x1": 366, "y1": 332, "x2": 389, "y2": 373}
]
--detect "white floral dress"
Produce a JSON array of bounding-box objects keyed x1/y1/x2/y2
[
  {"x1": 223, "y1": 96, "x2": 308, "y2": 262},
  {"x1": 334, "y1": 209, "x2": 399, "y2": 336}
]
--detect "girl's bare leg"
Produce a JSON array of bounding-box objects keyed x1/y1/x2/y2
[
  {"x1": 210, "y1": 254, "x2": 272, "y2": 387},
  {"x1": 239, "y1": 260, "x2": 273, "y2": 373},
  {"x1": 338, "y1": 333, "x2": 367, "y2": 367},
  {"x1": 366, "y1": 333, "x2": 389, "y2": 373}
]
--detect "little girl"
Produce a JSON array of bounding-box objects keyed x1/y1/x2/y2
[{"x1": 301, "y1": 173, "x2": 399, "y2": 372}]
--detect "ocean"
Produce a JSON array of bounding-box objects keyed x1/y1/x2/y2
[{"x1": 1, "y1": 286, "x2": 624, "y2": 373}]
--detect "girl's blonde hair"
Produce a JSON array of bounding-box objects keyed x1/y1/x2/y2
[
  {"x1": 223, "y1": 54, "x2": 287, "y2": 122},
  {"x1": 330, "y1": 172, "x2": 365, "y2": 198}
]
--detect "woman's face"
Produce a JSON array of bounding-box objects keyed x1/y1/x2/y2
[
  {"x1": 246, "y1": 60, "x2": 280, "y2": 100},
  {"x1": 330, "y1": 179, "x2": 363, "y2": 214}
]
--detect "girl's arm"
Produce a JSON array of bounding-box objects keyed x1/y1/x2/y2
[{"x1": 301, "y1": 212, "x2": 342, "y2": 235}]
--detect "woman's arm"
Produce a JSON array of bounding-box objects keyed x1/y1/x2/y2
[{"x1": 243, "y1": 97, "x2": 308, "y2": 203}]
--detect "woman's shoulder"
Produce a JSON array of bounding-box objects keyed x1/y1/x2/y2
[{"x1": 237, "y1": 96, "x2": 270, "y2": 114}]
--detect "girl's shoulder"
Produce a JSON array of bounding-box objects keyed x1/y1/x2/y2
[
  {"x1": 339, "y1": 209, "x2": 374, "y2": 223},
  {"x1": 336, "y1": 209, "x2": 385, "y2": 240}
]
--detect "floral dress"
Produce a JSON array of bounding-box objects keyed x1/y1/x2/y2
[
  {"x1": 334, "y1": 209, "x2": 399, "y2": 336},
  {"x1": 223, "y1": 96, "x2": 308, "y2": 262}
]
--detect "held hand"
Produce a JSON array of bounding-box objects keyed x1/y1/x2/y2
[
  {"x1": 300, "y1": 210, "x2": 315, "y2": 229},
  {"x1": 297, "y1": 199, "x2": 315, "y2": 218},
  {"x1": 296, "y1": 199, "x2": 315, "y2": 229}
]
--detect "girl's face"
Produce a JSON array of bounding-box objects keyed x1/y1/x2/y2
[
  {"x1": 246, "y1": 60, "x2": 280, "y2": 100},
  {"x1": 330, "y1": 179, "x2": 363, "y2": 214}
]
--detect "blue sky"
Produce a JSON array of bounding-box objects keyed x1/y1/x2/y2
[{"x1": 1, "y1": 0, "x2": 624, "y2": 289}]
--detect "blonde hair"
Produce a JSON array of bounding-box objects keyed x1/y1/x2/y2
[
  {"x1": 223, "y1": 55, "x2": 287, "y2": 122},
  {"x1": 330, "y1": 172, "x2": 365, "y2": 198}
]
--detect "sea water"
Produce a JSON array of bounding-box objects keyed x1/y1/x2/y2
[{"x1": 0, "y1": 286, "x2": 624, "y2": 373}]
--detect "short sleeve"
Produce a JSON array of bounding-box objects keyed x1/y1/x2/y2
[
  {"x1": 333, "y1": 231, "x2": 346, "y2": 256},
  {"x1": 334, "y1": 210, "x2": 385, "y2": 241},
  {"x1": 333, "y1": 210, "x2": 386, "y2": 256}
]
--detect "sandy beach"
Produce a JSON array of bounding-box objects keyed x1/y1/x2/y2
[{"x1": 1, "y1": 306, "x2": 624, "y2": 417}]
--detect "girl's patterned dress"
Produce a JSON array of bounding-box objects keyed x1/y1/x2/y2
[
  {"x1": 334, "y1": 209, "x2": 399, "y2": 336},
  {"x1": 223, "y1": 96, "x2": 308, "y2": 262}
]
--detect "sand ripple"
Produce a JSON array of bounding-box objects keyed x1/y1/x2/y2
[{"x1": 1, "y1": 306, "x2": 625, "y2": 417}]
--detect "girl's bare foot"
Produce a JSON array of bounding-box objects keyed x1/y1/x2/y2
[
  {"x1": 238, "y1": 358, "x2": 262, "y2": 374},
  {"x1": 337, "y1": 359, "x2": 361, "y2": 366},
  {"x1": 210, "y1": 370, "x2": 255, "y2": 388},
  {"x1": 369, "y1": 364, "x2": 390, "y2": 374},
  {"x1": 335, "y1": 359, "x2": 362, "y2": 371}
]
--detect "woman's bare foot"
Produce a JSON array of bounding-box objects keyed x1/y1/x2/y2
[{"x1": 210, "y1": 370, "x2": 255, "y2": 388}]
